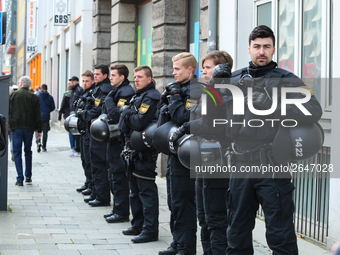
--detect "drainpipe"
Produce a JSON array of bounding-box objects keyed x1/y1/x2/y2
[{"x1": 207, "y1": 0, "x2": 217, "y2": 52}]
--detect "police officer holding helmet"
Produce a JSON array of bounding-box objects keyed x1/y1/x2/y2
[
  {"x1": 170, "y1": 50, "x2": 233, "y2": 255},
  {"x1": 77, "y1": 64, "x2": 113, "y2": 206},
  {"x1": 118, "y1": 65, "x2": 160, "y2": 243},
  {"x1": 226, "y1": 25, "x2": 322, "y2": 254},
  {"x1": 77, "y1": 70, "x2": 96, "y2": 196},
  {"x1": 102, "y1": 64, "x2": 135, "y2": 223},
  {"x1": 158, "y1": 53, "x2": 202, "y2": 255}
]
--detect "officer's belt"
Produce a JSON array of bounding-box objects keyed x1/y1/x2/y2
[{"x1": 233, "y1": 151, "x2": 261, "y2": 162}]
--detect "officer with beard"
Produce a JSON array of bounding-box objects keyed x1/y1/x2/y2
[
  {"x1": 119, "y1": 65, "x2": 160, "y2": 243},
  {"x1": 226, "y1": 25, "x2": 322, "y2": 254},
  {"x1": 78, "y1": 64, "x2": 113, "y2": 206},
  {"x1": 103, "y1": 64, "x2": 135, "y2": 223}
]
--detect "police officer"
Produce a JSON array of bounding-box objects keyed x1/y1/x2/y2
[
  {"x1": 78, "y1": 64, "x2": 113, "y2": 206},
  {"x1": 77, "y1": 70, "x2": 95, "y2": 196},
  {"x1": 119, "y1": 65, "x2": 160, "y2": 243},
  {"x1": 69, "y1": 76, "x2": 84, "y2": 161},
  {"x1": 102, "y1": 64, "x2": 135, "y2": 223},
  {"x1": 158, "y1": 53, "x2": 200, "y2": 255},
  {"x1": 226, "y1": 26, "x2": 322, "y2": 254},
  {"x1": 171, "y1": 50, "x2": 233, "y2": 255}
]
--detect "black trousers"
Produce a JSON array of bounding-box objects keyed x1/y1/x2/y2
[
  {"x1": 169, "y1": 155, "x2": 196, "y2": 254},
  {"x1": 80, "y1": 133, "x2": 92, "y2": 189},
  {"x1": 129, "y1": 156, "x2": 159, "y2": 237},
  {"x1": 74, "y1": 135, "x2": 81, "y2": 153},
  {"x1": 196, "y1": 177, "x2": 211, "y2": 255},
  {"x1": 37, "y1": 121, "x2": 50, "y2": 149},
  {"x1": 166, "y1": 157, "x2": 178, "y2": 250},
  {"x1": 203, "y1": 178, "x2": 229, "y2": 255},
  {"x1": 107, "y1": 139, "x2": 129, "y2": 216},
  {"x1": 89, "y1": 136, "x2": 110, "y2": 203},
  {"x1": 227, "y1": 161, "x2": 298, "y2": 255}
]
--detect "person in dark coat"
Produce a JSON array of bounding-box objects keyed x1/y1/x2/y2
[
  {"x1": 36, "y1": 84, "x2": 55, "y2": 152},
  {"x1": 58, "y1": 83, "x2": 74, "y2": 150},
  {"x1": 9, "y1": 76, "x2": 42, "y2": 186},
  {"x1": 69, "y1": 76, "x2": 84, "y2": 157}
]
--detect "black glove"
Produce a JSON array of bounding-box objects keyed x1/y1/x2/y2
[
  {"x1": 209, "y1": 63, "x2": 231, "y2": 87},
  {"x1": 212, "y1": 63, "x2": 231, "y2": 78},
  {"x1": 119, "y1": 105, "x2": 130, "y2": 114},
  {"x1": 169, "y1": 125, "x2": 186, "y2": 144},
  {"x1": 77, "y1": 100, "x2": 85, "y2": 109},
  {"x1": 73, "y1": 98, "x2": 81, "y2": 107},
  {"x1": 166, "y1": 82, "x2": 181, "y2": 96},
  {"x1": 161, "y1": 85, "x2": 171, "y2": 103},
  {"x1": 76, "y1": 109, "x2": 85, "y2": 120}
]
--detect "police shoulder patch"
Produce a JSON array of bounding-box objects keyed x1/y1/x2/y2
[
  {"x1": 117, "y1": 98, "x2": 127, "y2": 107},
  {"x1": 300, "y1": 86, "x2": 314, "y2": 96},
  {"x1": 139, "y1": 104, "x2": 150, "y2": 114},
  {"x1": 185, "y1": 99, "x2": 198, "y2": 110},
  {"x1": 95, "y1": 98, "x2": 101, "y2": 107}
]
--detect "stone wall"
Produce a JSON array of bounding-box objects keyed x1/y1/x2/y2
[
  {"x1": 110, "y1": 1, "x2": 137, "y2": 81},
  {"x1": 151, "y1": 0, "x2": 188, "y2": 177},
  {"x1": 92, "y1": 0, "x2": 112, "y2": 66}
]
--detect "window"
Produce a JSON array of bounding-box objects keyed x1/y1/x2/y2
[
  {"x1": 137, "y1": 1, "x2": 152, "y2": 67},
  {"x1": 277, "y1": 0, "x2": 295, "y2": 73},
  {"x1": 189, "y1": 0, "x2": 201, "y2": 76},
  {"x1": 257, "y1": 1, "x2": 272, "y2": 28},
  {"x1": 301, "y1": 0, "x2": 322, "y2": 102},
  {"x1": 329, "y1": 0, "x2": 333, "y2": 106}
]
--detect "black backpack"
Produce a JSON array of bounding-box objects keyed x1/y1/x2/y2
[{"x1": 0, "y1": 114, "x2": 7, "y2": 157}]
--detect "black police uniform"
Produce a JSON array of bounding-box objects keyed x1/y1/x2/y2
[
  {"x1": 226, "y1": 61, "x2": 322, "y2": 255},
  {"x1": 70, "y1": 83, "x2": 84, "y2": 154},
  {"x1": 80, "y1": 77, "x2": 113, "y2": 204},
  {"x1": 104, "y1": 79, "x2": 135, "y2": 218},
  {"x1": 177, "y1": 77, "x2": 230, "y2": 255},
  {"x1": 78, "y1": 84, "x2": 96, "y2": 193},
  {"x1": 119, "y1": 82, "x2": 160, "y2": 238},
  {"x1": 166, "y1": 78, "x2": 202, "y2": 255}
]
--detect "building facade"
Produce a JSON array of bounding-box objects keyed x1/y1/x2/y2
[{"x1": 11, "y1": 0, "x2": 339, "y2": 249}]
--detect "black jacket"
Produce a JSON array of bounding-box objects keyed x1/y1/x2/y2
[
  {"x1": 9, "y1": 87, "x2": 43, "y2": 132},
  {"x1": 82, "y1": 78, "x2": 113, "y2": 122},
  {"x1": 167, "y1": 77, "x2": 203, "y2": 126},
  {"x1": 227, "y1": 61, "x2": 322, "y2": 143},
  {"x1": 58, "y1": 90, "x2": 72, "y2": 120},
  {"x1": 103, "y1": 79, "x2": 135, "y2": 124},
  {"x1": 119, "y1": 82, "x2": 160, "y2": 139},
  {"x1": 70, "y1": 83, "x2": 84, "y2": 112},
  {"x1": 37, "y1": 90, "x2": 55, "y2": 121}
]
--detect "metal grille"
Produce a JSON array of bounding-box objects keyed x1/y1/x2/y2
[
  {"x1": 292, "y1": 146, "x2": 330, "y2": 245},
  {"x1": 257, "y1": 146, "x2": 330, "y2": 245}
]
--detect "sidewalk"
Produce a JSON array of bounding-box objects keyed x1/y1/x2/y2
[{"x1": 0, "y1": 127, "x2": 331, "y2": 255}]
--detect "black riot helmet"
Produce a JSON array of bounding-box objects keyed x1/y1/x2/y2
[
  {"x1": 177, "y1": 136, "x2": 224, "y2": 170},
  {"x1": 90, "y1": 114, "x2": 120, "y2": 142},
  {"x1": 64, "y1": 113, "x2": 80, "y2": 135},
  {"x1": 130, "y1": 122, "x2": 158, "y2": 151},
  {"x1": 153, "y1": 121, "x2": 178, "y2": 155},
  {"x1": 272, "y1": 123, "x2": 324, "y2": 165}
]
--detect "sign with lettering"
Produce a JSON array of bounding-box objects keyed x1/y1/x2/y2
[
  {"x1": 26, "y1": 1, "x2": 36, "y2": 53},
  {"x1": 54, "y1": 0, "x2": 68, "y2": 26}
]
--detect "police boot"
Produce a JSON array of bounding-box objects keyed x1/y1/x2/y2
[{"x1": 159, "y1": 246, "x2": 178, "y2": 255}]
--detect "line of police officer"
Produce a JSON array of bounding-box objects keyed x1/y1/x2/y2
[{"x1": 64, "y1": 25, "x2": 323, "y2": 255}]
